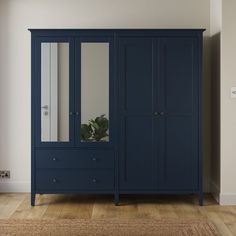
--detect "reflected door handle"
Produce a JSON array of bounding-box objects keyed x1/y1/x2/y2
[{"x1": 41, "y1": 105, "x2": 48, "y2": 109}]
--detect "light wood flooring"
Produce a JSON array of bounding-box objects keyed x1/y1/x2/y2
[{"x1": 0, "y1": 193, "x2": 235, "y2": 235}]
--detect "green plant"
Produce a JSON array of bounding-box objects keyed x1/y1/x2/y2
[
  {"x1": 80, "y1": 124, "x2": 93, "y2": 141},
  {"x1": 80, "y1": 114, "x2": 109, "y2": 142}
]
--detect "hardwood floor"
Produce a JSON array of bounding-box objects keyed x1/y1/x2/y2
[{"x1": 0, "y1": 193, "x2": 235, "y2": 235}]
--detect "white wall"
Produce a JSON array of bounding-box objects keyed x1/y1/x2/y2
[
  {"x1": 0, "y1": 0, "x2": 211, "y2": 192},
  {"x1": 220, "y1": 0, "x2": 236, "y2": 205}
]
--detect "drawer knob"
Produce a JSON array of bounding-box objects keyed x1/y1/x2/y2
[
  {"x1": 92, "y1": 178, "x2": 97, "y2": 183},
  {"x1": 52, "y1": 178, "x2": 57, "y2": 183},
  {"x1": 92, "y1": 157, "x2": 97, "y2": 161},
  {"x1": 52, "y1": 157, "x2": 57, "y2": 161}
]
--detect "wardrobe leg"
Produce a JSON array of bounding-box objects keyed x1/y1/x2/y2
[
  {"x1": 115, "y1": 193, "x2": 120, "y2": 206},
  {"x1": 31, "y1": 193, "x2": 36, "y2": 206},
  {"x1": 198, "y1": 192, "x2": 203, "y2": 206}
]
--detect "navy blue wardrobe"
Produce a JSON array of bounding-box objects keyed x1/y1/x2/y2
[{"x1": 30, "y1": 29, "x2": 204, "y2": 206}]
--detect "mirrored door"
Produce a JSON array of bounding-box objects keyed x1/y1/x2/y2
[
  {"x1": 36, "y1": 39, "x2": 74, "y2": 146},
  {"x1": 75, "y1": 38, "x2": 113, "y2": 146}
]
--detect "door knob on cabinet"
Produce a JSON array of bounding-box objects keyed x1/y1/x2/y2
[
  {"x1": 158, "y1": 111, "x2": 165, "y2": 116},
  {"x1": 92, "y1": 157, "x2": 97, "y2": 161},
  {"x1": 92, "y1": 178, "x2": 97, "y2": 183},
  {"x1": 154, "y1": 111, "x2": 158, "y2": 115},
  {"x1": 52, "y1": 178, "x2": 57, "y2": 183},
  {"x1": 75, "y1": 112, "x2": 80, "y2": 116},
  {"x1": 69, "y1": 112, "x2": 74, "y2": 115},
  {"x1": 52, "y1": 157, "x2": 57, "y2": 161}
]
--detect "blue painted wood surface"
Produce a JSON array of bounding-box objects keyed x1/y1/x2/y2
[{"x1": 30, "y1": 29, "x2": 204, "y2": 206}]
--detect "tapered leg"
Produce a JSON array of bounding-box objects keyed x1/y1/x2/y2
[
  {"x1": 115, "y1": 193, "x2": 120, "y2": 206},
  {"x1": 31, "y1": 193, "x2": 36, "y2": 206},
  {"x1": 198, "y1": 192, "x2": 203, "y2": 206}
]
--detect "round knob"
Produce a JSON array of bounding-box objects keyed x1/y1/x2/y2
[
  {"x1": 69, "y1": 112, "x2": 74, "y2": 115},
  {"x1": 52, "y1": 157, "x2": 57, "y2": 161},
  {"x1": 154, "y1": 112, "x2": 158, "y2": 115},
  {"x1": 92, "y1": 157, "x2": 97, "y2": 161},
  {"x1": 52, "y1": 178, "x2": 57, "y2": 183},
  {"x1": 159, "y1": 111, "x2": 164, "y2": 116},
  {"x1": 76, "y1": 112, "x2": 80, "y2": 116},
  {"x1": 92, "y1": 178, "x2": 97, "y2": 183}
]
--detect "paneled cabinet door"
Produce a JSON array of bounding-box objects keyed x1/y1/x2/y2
[
  {"x1": 118, "y1": 38, "x2": 155, "y2": 190},
  {"x1": 35, "y1": 38, "x2": 75, "y2": 147},
  {"x1": 157, "y1": 38, "x2": 199, "y2": 190}
]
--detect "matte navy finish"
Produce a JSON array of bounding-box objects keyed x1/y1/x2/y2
[
  {"x1": 36, "y1": 149, "x2": 114, "y2": 169},
  {"x1": 157, "y1": 38, "x2": 199, "y2": 191},
  {"x1": 36, "y1": 169, "x2": 114, "y2": 191},
  {"x1": 118, "y1": 38, "x2": 154, "y2": 190},
  {"x1": 30, "y1": 29, "x2": 204, "y2": 206}
]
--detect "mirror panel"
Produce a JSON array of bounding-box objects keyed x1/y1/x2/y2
[
  {"x1": 41, "y1": 42, "x2": 69, "y2": 142},
  {"x1": 81, "y1": 43, "x2": 109, "y2": 142}
]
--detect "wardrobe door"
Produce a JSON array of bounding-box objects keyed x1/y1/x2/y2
[
  {"x1": 35, "y1": 38, "x2": 75, "y2": 147},
  {"x1": 118, "y1": 38, "x2": 155, "y2": 190},
  {"x1": 74, "y1": 37, "x2": 114, "y2": 147},
  {"x1": 158, "y1": 38, "x2": 199, "y2": 190}
]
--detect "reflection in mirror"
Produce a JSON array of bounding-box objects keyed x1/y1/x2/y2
[
  {"x1": 81, "y1": 43, "x2": 109, "y2": 142},
  {"x1": 41, "y1": 42, "x2": 69, "y2": 142}
]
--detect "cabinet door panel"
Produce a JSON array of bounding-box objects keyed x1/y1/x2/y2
[
  {"x1": 121, "y1": 40, "x2": 152, "y2": 113},
  {"x1": 119, "y1": 38, "x2": 154, "y2": 190},
  {"x1": 159, "y1": 117, "x2": 198, "y2": 190},
  {"x1": 158, "y1": 38, "x2": 199, "y2": 190},
  {"x1": 119, "y1": 116, "x2": 154, "y2": 189}
]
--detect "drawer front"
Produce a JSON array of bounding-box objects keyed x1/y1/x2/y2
[
  {"x1": 36, "y1": 150, "x2": 114, "y2": 169},
  {"x1": 36, "y1": 169, "x2": 114, "y2": 190}
]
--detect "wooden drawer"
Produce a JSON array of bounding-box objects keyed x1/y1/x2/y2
[
  {"x1": 36, "y1": 169, "x2": 114, "y2": 190},
  {"x1": 35, "y1": 149, "x2": 114, "y2": 169}
]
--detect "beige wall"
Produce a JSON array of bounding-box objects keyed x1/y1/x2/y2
[
  {"x1": 210, "y1": 0, "x2": 221, "y2": 202},
  {"x1": 0, "y1": 0, "x2": 211, "y2": 192},
  {"x1": 220, "y1": 0, "x2": 236, "y2": 204},
  {"x1": 81, "y1": 43, "x2": 109, "y2": 125}
]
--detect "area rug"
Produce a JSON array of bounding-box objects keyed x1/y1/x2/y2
[{"x1": 0, "y1": 219, "x2": 219, "y2": 236}]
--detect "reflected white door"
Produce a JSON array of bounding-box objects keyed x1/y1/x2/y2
[{"x1": 41, "y1": 43, "x2": 58, "y2": 141}]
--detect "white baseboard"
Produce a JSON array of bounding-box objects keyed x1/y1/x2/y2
[
  {"x1": 219, "y1": 193, "x2": 236, "y2": 205},
  {"x1": 210, "y1": 181, "x2": 220, "y2": 203},
  {"x1": 0, "y1": 182, "x2": 30, "y2": 192},
  {"x1": 210, "y1": 181, "x2": 236, "y2": 205}
]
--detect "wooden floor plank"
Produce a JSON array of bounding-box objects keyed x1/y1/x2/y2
[
  {"x1": 10, "y1": 194, "x2": 49, "y2": 219},
  {"x1": 0, "y1": 193, "x2": 26, "y2": 219},
  {"x1": 41, "y1": 195, "x2": 69, "y2": 219},
  {"x1": 226, "y1": 222, "x2": 236, "y2": 236},
  {"x1": 58, "y1": 195, "x2": 94, "y2": 219},
  {"x1": 92, "y1": 195, "x2": 139, "y2": 219}
]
